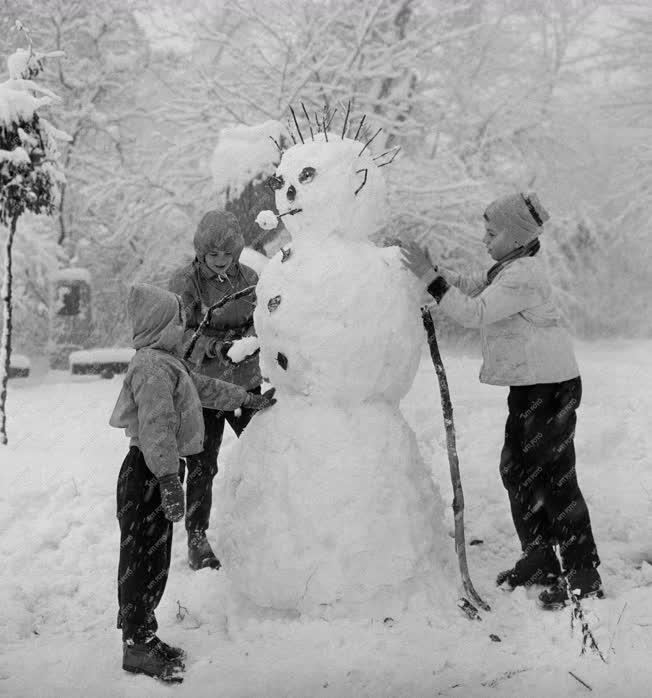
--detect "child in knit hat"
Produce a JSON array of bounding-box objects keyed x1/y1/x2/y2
[
  {"x1": 401, "y1": 192, "x2": 603, "y2": 610},
  {"x1": 109, "y1": 283, "x2": 275, "y2": 682}
]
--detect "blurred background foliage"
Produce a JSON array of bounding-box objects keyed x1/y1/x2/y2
[{"x1": 1, "y1": 0, "x2": 650, "y2": 351}]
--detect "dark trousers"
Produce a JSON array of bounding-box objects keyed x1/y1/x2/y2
[
  {"x1": 184, "y1": 391, "x2": 259, "y2": 533},
  {"x1": 499, "y1": 376, "x2": 600, "y2": 572},
  {"x1": 116, "y1": 447, "x2": 181, "y2": 641}
]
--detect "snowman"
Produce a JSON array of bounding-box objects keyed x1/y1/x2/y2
[{"x1": 217, "y1": 113, "x2": 454, "y2": 616}]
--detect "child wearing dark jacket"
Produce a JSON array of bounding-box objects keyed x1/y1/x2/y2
[
  {"x1": 109, "y1": 283, "x2": 275, "y2": 682},
  {"x1": 401, "y1": 192, "x2": 602, "y2": 610},
  {"x1": 168, "y1": 210, "x2": 261, "y2": 571}
]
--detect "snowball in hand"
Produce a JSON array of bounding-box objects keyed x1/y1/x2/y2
[
  {"x1": 255, "y1": 210, "x2": 278, "y2": 231},
  {"x1": 227, "y1": 336, "x2": 260, "y2": 364}
]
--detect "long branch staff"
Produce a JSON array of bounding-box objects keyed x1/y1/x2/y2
[{"x1": 422, "y1": 306, "x2": 490, "y2": 613}]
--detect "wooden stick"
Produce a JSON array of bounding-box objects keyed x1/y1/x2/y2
[
  {"x1": 353, "y1": 114, "x2": 366, "y2": 141},
  {"x1": 354, "y1": 168, "x2": 367, "y2": 196},
  {"x1": 373, "y1": 146, "x2": 401, "y2": 161},
  {"x1": 289, "y1": 106, "x2": 304, "y2": 144},
  {"x1": 301, "y1": 103, "x2": 314, "y2": 141},
  {"x1": 268, "y1": 135, "x2": 283, "y2": 153},
  {"x1": 341, "y1": 100, "x2": 351, "y2": 139},
  {"x1": 358, "y1": 127, "x2": 382, "y2": 157},
  {"x1": 325, "y1": 107, "x2": 338, "y2": 131},
  {"x1": 568, "y1": 671, "x2": 592, "y2": 691},
  {"x1": 560, "y1": 561, "x2": 606, "y2": 662},
  {"x1": 377, "y1": 147, "x2": 401, "y2": 167},
  {"x1": 183, "y1": 285, "x2": 256, "y2": 362},
  {"x1": 286, "y1": 117, "x2": 297, "y2": 145},
  {"x1": 422, "y1": 307, "x2": 490, "y2": 612}
]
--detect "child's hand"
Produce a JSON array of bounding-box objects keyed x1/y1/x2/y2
[
  {"x1": 244, "y1": 387, "x2": 277, "y2": 411},
  {"x1": 158, "y1": 474, "x2": 185, "y2": 522},
  {"x1": 400, "y1": 240, "x2": 437, "y2": 278}
]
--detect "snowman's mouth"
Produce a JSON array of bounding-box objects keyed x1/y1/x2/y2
[{"x1": 278, "y1": 208, "x2": 303, "y2": 218}]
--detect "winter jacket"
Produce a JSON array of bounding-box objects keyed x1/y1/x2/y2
[
  {"x1": 434, "y1": 256, "x2": 579, "y2": 386},
  {"x1": 168, "y1": 213, "x2": 261, "y2": 391},
  {"x1": 109, "y1": 284, "x2": 249, "y2": 478}
]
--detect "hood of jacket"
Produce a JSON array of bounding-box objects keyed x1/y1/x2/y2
[
  {"x1": 194, "y1": 211, "x2": 244, "y2": 278},
  {"x1": 128, "y1": 283, "x2": 184, "y2": 353}
]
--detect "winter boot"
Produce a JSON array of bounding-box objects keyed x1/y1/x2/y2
[
  {"x1": 122, "y1": 638, "x2": 185, "y2": 683},
  {"x1": 496, "y1": 548, "x2": 561, "y2": 588},
  {"x1": 538, "y1": 567, "x2": 604, "y2": 610},
  {"x1": 152, "y1": 635, "x2": 186, "y2": 662},
  {"x1": 188, "y1": 530, "x2": 221, "y2": 571}
]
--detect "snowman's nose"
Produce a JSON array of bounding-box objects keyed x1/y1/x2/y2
[{"x1": 286, "y1": 185, "x2": 296, "y2": 202}]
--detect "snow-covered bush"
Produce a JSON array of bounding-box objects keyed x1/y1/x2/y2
[{"x1": 0, "y1": 49, "x2": 66, "y2": 223}]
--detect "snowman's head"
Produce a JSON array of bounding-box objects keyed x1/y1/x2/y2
[{"x1": 269, "y1": 134, "x2": 387, "y2": 243}]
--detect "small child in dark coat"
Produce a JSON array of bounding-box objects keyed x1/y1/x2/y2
[{"x1": 109, "y1": 283, "x2": 275, "y2": 682}]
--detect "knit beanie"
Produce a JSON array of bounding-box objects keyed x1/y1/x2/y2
[{"x1": 484, "y1": 192, "x2": 550, "y2": 246}]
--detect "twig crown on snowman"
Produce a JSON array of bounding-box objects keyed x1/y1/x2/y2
[{"x1": 255, "y1": 103, "x2": 399, "y2": 243}]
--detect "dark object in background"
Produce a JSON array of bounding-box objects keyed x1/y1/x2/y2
[
  {"x1": 226, "y1": 176, "x2": 287, "y2": 253},
  {"x1": 49, "y1": 271, "x2": 93, "y2": 370},
  {"x1": 8, "y1": 365, "x2": 29, "y2": 378},
  {"x1": 71, "y1": 360, "x2": 129, "y2": 376},
  {"x1": 56, "y1": 283, "x2": 81, "y2": 316},
  {"x1": 69, "y1": 348, "x2": 135, "y2": 376},
  {"x1": 8, "y1": 354, "x2": 30, "y2": 379}
]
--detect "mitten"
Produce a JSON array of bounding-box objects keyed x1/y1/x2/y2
[
  {"x1": 158, "y1": 474, "x2": 185, "y2": 523},
  {"x1": 243, "y1": 387, "x2": 276, "y2": 411}
]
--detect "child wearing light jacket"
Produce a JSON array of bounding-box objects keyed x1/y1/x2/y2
[
  {"x1": 109, "y1": 283, "x2": 275, "y2": 682},
  {"x1": 401, "y1": 192, "x2": 602, "y2": 610}
]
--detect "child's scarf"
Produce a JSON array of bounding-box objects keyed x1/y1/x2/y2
[{"x1": 486, "y1": 238, "x2": 540, "y2": 285}]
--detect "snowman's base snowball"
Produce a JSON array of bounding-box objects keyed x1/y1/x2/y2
[{"x1": 216, "y1": 395, "x2": 456, "y2": 618}]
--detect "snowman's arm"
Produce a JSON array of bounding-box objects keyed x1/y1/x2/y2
[{"x1": 190, "y1": 371, "x2": 249, "y2": 411}]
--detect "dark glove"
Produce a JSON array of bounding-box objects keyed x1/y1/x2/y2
[
  {"x1": 158, "y1": 474, "x2": 185, "y2": 523},
  {"x1": 426, "y1": 275, "x2": 450, "y2": 303},
  {"x1": 243, "y1": 387, "x2": 276, "y2": 411}
]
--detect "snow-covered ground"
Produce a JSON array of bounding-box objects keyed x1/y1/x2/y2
[{"x1": 1, "y1": 340, "x2": 650, "y2": 697}]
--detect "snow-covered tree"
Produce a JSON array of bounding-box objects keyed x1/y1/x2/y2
[
  {"x1": 0, "y1": 39, "x2": 68, "y2": 443},
  {"x1": 0, "y1": 0, "x2": 641, "y2": 348}
]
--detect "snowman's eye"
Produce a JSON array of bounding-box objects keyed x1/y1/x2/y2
[
  {"x1": 267, "y1": 174, "x2": 285, "y2": 191},
  {"x1": 298, "y1": 167, "x2": 316, "y2": 184}
]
